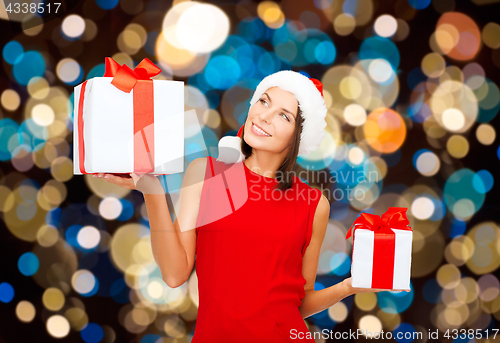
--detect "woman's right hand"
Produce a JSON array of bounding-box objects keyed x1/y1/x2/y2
[{"x1": 93, "y1": 173, "x2": 165, "y2": 194}]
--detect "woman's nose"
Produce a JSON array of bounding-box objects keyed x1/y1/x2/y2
[{"x1": 259, "y1": 109, "x2": 273, "y2": 123}]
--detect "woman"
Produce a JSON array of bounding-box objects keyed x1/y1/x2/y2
[{"x1": 95, "y1": 70, "x2": 405, "y2": 342}]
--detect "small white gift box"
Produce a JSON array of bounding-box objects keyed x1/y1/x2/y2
[
  {"x1": 346, "y1": 207, "x2": 413, "y2": 290},
  {"x1": 73, "y1": 57, "x2": 184, "y2": 175}
]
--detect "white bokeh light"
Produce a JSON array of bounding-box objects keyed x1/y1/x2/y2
[
  {"x1": 147, "y1": 280, "x2": 164, "y2": 299},
  {"x1": 162, "y1": 2, "x2": 229, "y2": 53},
  {"x1": 71, "y1": 270, "x2": 96, "y2": 295},
  {"x1": 31, "y1": 104, "x2": 55, "y2": 127},
  {"x1": 61, "y1": 15, "x2": 85, "y2": 38},
  {"x1": 46, "y1": 315, "x2": 70, "y2": 338},
  {"x1": 374, "y1": 14, "x2": 398, "y2": 37},
  {"x1": 411, "y1": 196, "x2": 435, "y2": 220},
  {"x1": 416, "y1": 151, "x2": 440, "y2": 176},
  {"x1": 348, "y1": 146, "x2": 365, "y2": 165},
  {"x1": 442, "y1": 108, "x2": 465, "y2": 131},
  {"x1": 77, "y1": 226, "x2": 101, "y2": 249},
  {"x1": 344, "y1": 104, "x2": 367, "y2": 126},
  {"x1": 99, "y1": 197, "x2": 123, "y2": 220},
  {"x1": 358, "y1": 315, "x2": 383, "y2": 338},
  {"x1": 56, "y1": 58, "x2": 80, "y2": 83},
  {"x1": 369, "y1": 59, "x2": 394, "y2": 83}
]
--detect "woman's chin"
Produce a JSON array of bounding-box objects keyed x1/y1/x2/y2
[
  {"x1": 247, "y1": 137, "x2": 269, "y2": 147},
  {"x1": 246, "y1": 139, "x2": 283, "y2": 154}
]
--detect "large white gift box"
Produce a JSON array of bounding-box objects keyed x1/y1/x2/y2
[
  {"x1": 346, "y1": 207, "x2": 413, "y2": 290},
  {"x1": 73, "y1": 57, "x2": 184, "y2": 175}
]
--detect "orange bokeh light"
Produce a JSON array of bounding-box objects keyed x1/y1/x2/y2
[
  {"x1": 435, "y1": 12, "x2": 481, "y2": 61},
  {"x1": 363, "y1": 108, "x2": 407, "y2": 153}
]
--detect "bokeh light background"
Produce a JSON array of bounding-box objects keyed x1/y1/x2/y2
[{"x1": 1, "y1": 0, "x2": 500, "y2": 342}]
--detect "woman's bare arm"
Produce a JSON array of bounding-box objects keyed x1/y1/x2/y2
[
  {"x1": 299, "y1": 195, "x2": 410, "y2": 318},
  {"x1": 145, "y1": 157, "x2": 207, "y2": 287},
  {"x1": 95, "y1": 157, "x2": 207, "y2": 288}
]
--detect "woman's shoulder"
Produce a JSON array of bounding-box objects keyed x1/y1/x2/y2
[
  {"x1": 184, "y1": 157, "x2": 209, "y2": 185},
  {"x1": 189, "y1": 156, "x2": 209, "y2": 171}
]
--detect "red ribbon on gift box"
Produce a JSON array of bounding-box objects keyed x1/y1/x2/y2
[
  {"x1": 345, "y1": 207, "x2": 412, "y2": 289},
  {"x1": 78, "y1": 57, "x2": 161, "y2": 174}
]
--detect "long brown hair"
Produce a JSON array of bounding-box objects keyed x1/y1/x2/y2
[{"x1": 240, "y1": 104, "x2": 304, "y2": 191}]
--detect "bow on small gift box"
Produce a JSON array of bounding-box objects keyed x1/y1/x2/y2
[
  {"x1": 345, "y1": 207, "x2": 413, "y2": 290},
  {"x1": 75, "y1": 57, "x2": 184, "y2": 175},
  {"x1": 103, "y1": 57, "x2": 161, "y2": 92}
]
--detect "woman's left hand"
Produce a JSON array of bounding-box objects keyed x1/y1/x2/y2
[{"x1": 342, "y1": 277, "x2": 410, "y2": 295}]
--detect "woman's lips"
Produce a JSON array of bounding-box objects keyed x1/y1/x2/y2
[{"x1": 251, "y1": 123, "x2": 272, "y2": 137}]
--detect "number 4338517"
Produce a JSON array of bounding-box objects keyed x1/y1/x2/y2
[
  {"x1": 5, "y1": 2, "x2": 61, "y2": 14},
  {"x1": 444, "y1": 328, "x2": 498, "y2": 340}
]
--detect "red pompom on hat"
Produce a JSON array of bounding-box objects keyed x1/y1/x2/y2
[{"x1": 217, "y1": 71, "x2": 327, "y2": 164}]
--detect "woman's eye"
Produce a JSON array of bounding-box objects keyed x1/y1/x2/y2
[{"x1": 259, "y1": 99, "x2": 289, "y2": 122}]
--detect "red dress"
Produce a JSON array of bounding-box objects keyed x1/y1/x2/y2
[{"x1": 193, "y1": 156, "x2": 322, "y2": 342}]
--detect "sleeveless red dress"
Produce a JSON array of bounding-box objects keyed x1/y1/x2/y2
[{"x1": 193, "y1": 156, "x2": 322, "y2": 342}]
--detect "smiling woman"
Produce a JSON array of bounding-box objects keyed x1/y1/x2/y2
[
  {"x1": 97, "y1": 70, "x2": 362, "y2": 343},
  {"x1": 188, "y1": 70, "x2": 333, "y2": 343}
]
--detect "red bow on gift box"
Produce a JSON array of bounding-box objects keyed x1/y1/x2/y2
[
  {"x1": 103, "y1": 57, "x2": 161, "y2": 93},
  {"x1": 345, "y1": 207, "x2": 411, "y2": 239},
  {"x1": 345, "y1": 207, "x2": 412, "y2": 289}
]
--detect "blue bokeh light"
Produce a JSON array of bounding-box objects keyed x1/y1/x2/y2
[
  {"x1": 359, "y1": 37, "x2": 400, "y2": 71},
  {"x1": 393, "y1": 322, "x2": 417, "y2": 343},
  {"x1": 377, "y1": 281, "x2": 414, "y2": 313},
  {"x1": 0, "y1": 118, "x2": 20, "y2": 161},
  {"x1": 408, "y1": 0, "x2": 431, "y2": 9},
  {"x1": 140, "y1": 334, "x2": 163, "y2": 343},
  {"x1": 116, "y1": 199, "x2": 134, "y2": 221},
  {"x1": 205, "y1": 56, "x2": 241, "y2": 90},
  {"x1": 12, "y1": 51, "x2": 46, "y2": 86},
  {"x1": 330, "y1": 252, "x2": 351, "y2": 276},
  {"x1": 95, "y1": 0, "x2": 118, "y2": 10},
  {"x1": 0, "y1": 282, "x2": 15, "y2": 303},
  {"x1": 87, "y1": 64, "x2": 105, "y2": 79},
  {"x1": 3, "y1": 41, "x2": 24, "y2": 64},
  {"x1": 110, "y1": 278, "x2": 130, "y2": 304},
  {"x1": 473, "y1": 169, "x2": 493, "y2": 194},
  {"x1": 423, "y1": 278, "x2": 442, "y2": 304},
  {"x1": 449, "y1": 218, "x2": 466, "y2": 238},
  {"x1": 81, "y1": 322, "x2": 104, "y2": 343},
  {"x1": 443, "y1": 168, "x2": 485, "y2": 218},
  {"x1": 18, "y1": 252, "x2": 39, "y2": 276}
]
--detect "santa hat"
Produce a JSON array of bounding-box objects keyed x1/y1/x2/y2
[{"x1": 217, "y1": 70, "x2": 327, "y2": 164}]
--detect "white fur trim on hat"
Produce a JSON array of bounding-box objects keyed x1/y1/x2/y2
[
  {"x1": 249, "y1": 70, "x2": 327, "y2": 156},
  {"x1": 217, "y1": 135, "x2": 245, "y2": 164}
]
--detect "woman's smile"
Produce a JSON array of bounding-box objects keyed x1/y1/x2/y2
[{"x1": 251, "y1": 122, "x2": 272, "y2": 137}]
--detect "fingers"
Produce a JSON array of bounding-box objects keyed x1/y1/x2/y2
[
  {"x1": 93, "y1": 173, "x2": 113, "y2": 180},
  {"x1": 93, "y1": 173, "x2": 125, "y2": 184},
  {"x1": 93, "y1": 173, "x2": 110, "y2": 178}
]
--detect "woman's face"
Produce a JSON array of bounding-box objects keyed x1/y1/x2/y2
[{"x1": 244, "y1": 86, "x2": 299, "y2": 155}]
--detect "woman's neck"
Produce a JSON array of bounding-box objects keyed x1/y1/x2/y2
[{"x1": 243, "y1": 155, "x2": 282, "y2": 179}]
